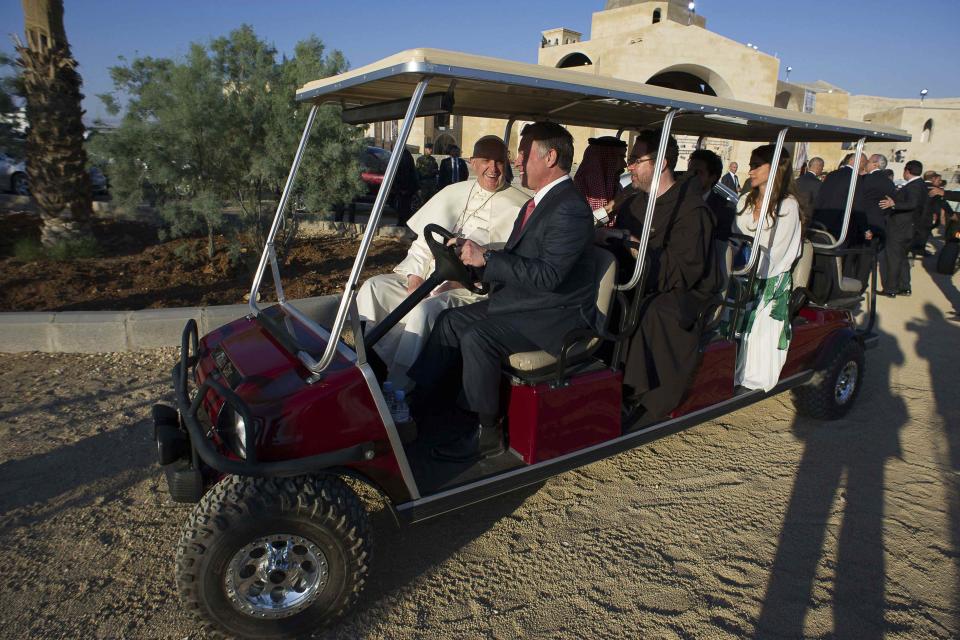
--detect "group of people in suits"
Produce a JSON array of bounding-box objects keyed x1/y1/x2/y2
[{"x1": 801, "y1": 152, "x2": 942, "y2": 297}]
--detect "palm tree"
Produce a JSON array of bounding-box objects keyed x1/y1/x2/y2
[{"x1": 16, "y1": 0, "x2": 93, "y2": 247}]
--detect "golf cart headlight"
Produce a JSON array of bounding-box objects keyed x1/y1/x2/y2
[
  {"x1": 233, "y1": 412, "x2": 247, "y2": 458},
  {"x1": 217, "y1": 405, "x2": 248, "y2": 459}
]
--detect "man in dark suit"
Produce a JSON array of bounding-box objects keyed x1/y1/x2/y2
[
  {"x1": 437, "y1": 145, "x2": 469, "y2": 189},
  {"x1": 859, "y1": 154, "x2": 897, "y2": 286},
  {"x1": 879, "y1": 160, "x2": 926, "y2": 296},
  {"x1": 813, "y1": 153, "x2": 868, "y2": 245},
  {"x1": 720, "y1": 161, "x2": 740, "y2": 193},
  {"x1": 687, "y1": 148, "x2": 736, "y2": 240},
  {"x1": 408, "y1": 122, "x2": 595, "y2": 461},
  {"x1": 795, "y1": 156, "x2": 824, "y2": 214}
]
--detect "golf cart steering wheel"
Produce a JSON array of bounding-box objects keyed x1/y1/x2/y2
[{"x1": 422, "y1": 224, "x2": 489, "y2": 295}]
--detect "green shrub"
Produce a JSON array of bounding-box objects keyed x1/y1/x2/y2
[
  {"x1": 12, "y1": 236, "x2": 100, "y2": 261},
  {"x1": 12, "y1": 237, "x2": 43, "y2": 261}
]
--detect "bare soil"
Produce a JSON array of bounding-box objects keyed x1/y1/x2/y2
[
  {"x1": 0, "y1": 253, "x2": 958, "y2": 639},
  {"x1": 0, "y1": 211, "x2": 408, "y2": 312}
]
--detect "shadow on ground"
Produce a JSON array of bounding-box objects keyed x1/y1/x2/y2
[{"x1": 755, "y1": 327, "x2": 907, "y2": 638}]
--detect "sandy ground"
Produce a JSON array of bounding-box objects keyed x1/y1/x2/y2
[{"x1": 1, "y1": 256, "x2": 958, "y2": 640}]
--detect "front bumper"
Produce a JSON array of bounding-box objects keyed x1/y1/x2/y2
[{"x1": 153, "y1": 319, "x2": 376, "y2": 500}]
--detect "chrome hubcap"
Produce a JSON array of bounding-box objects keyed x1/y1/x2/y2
[
  {"x1": 224, "y1": 534, "x2": 328, "y2": 619},
  {"x1": 835, "y1": 361, "x2": 859, "y2": 405}
]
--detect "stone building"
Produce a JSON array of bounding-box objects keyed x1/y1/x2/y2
[{"x1": 372, "y1": 0, "x2": 957, "y2": 184}]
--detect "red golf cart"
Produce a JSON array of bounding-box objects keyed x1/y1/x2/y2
[{"x1": 151, "y1": 49, "x2": 910, "y2": 639}]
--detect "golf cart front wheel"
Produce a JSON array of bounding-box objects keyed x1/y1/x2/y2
[{"x1": 176, "y1": 474, "x2": 371, "y2": 639}]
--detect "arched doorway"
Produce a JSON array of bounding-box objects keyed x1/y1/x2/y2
[
  {"x1": 645, "y1": 66, "x2": 735, "y2": 169},
  {"x1": 434, "y1": 133, "x2": 458, "y2": 155},
  {"x1": 645, "y1": 64, "x2": 733, "y2": 99},
  {"x1": 647, "y1": 70, "x2": 717, "y2": 96},
  {"x1": 921, "y1": 118, "x2": 933, "y2": 143},
  {"x1": 557, "y1": 52, "x2": 593, "y2": 69}
]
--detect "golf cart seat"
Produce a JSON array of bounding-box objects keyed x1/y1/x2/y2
[
  {"x1": 701, "y1": 239, "x2": 736, "y2": 333},
  {"x1": 788, "y1": 238, "x2": 814, "y2": 318},
  {"x1": 507, "y1": 246, "x2": 616, "y2": 373},
  {"x1": 807, "y1": 227, "x2": 863, "y2": 304}
]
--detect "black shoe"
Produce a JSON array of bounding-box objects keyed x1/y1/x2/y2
[
  {"x1": 878, "y1": 290, "x2": 897, "y2": 298},
  {"x1": 900, "y1": 289, "x2": 911, "y2": 296},
  {"x1": 432, "y1": 422, "x2": 505, "y2": 462}
]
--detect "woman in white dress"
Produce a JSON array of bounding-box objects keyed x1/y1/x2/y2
[
  {"x1": 356, "y1": 136, "x2": 529, "y2": 388},
  {"x1": 732, "y1": 144, "x2": 805, "y2": 391}
]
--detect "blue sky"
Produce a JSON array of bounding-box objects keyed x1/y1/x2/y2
[{"x1": 2, "y1": 0, "x2": 958, "y2": 124}]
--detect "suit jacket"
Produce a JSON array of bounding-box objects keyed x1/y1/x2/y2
[
  {"x1": 859, "y1": 170, "x2": 897, "y2": 235},
  {"x1": 437, "y1": 157, "x2": 469, "y2": 189},
  {"x1": 483, "y1": 178, "x2": 596, "y2": 354},
  {"x1": 795, "y1": 172, "x2": 822, "y2": 214},
  {"x1": 887, "y1": 177, "x2": 926, "y2": 237},
  {"x1": 720, "y1": 172, "x2": 740, "y2": 192},
  {"x1": 813, "y1": 165, "x2": 868, "y2": 245}
]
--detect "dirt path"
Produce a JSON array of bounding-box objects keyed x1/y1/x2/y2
[{"x1": 1, "y1": 258, "x2": 958, "y2": 639}]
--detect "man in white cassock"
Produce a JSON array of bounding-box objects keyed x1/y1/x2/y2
[{"x1": 356, "y1": 136, "x2": 529, "y2": 388}]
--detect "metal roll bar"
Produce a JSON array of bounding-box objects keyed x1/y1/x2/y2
[
  {"x1": 616, "y1": 109, "x2": 678, "y2": 291},
  {"x1": 503, "y1": 117, "x2": 515, "y2": 150},
  {"x1": 248, "y1": 104, "x2": 319, "y2": 313},
  {"x1": 811, "y1": 136, "x2": 866, "y2": 249},
  {"x1": 731, "y1": 127, "x2": 789, "y2": 277},
  {"x1": 305, "y1": 78, "x2": 433, "y2": 375}
]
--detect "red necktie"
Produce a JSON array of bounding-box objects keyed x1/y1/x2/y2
[{"x1": 519, "y1": 199, "x2": 536, "y2": 230}]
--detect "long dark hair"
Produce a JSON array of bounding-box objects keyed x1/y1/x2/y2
[{"x1": 741, "y1": 144, "x2": 806, "y2": 226}]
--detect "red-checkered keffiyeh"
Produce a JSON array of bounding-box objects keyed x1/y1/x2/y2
[{"x1": 574, "y1": 139, "x2": 626, "y2": 212}]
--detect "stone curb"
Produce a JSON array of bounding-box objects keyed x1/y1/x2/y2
[{"x1": 0, "y1": 295, "x2": 342, "y2": 354}]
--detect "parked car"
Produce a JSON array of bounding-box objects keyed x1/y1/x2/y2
[
  {"x1": 0, "y1": 152, "x2": 29, "y2": 195},
  {"x1": 358, "y1": 145, "x2": 390, "y2": 201},
  {"x1": 89, "y1": 165, "x2": 109, "y2": 196},
  {"x1": 0, "y1": 152, "x2": 109, "y2": 197}
]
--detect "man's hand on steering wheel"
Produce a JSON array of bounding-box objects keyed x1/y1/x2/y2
[{"x1": 460, "y1": 239, "x2": 487, "y2": 267}]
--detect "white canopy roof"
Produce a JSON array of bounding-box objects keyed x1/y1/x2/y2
[{"x1": 297, "y1": 48, "x2": 911, "y2": 144}]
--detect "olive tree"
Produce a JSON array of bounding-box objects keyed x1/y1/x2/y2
[{"x1": 93, "y1": 26, "x2": 364, "y2": 262}]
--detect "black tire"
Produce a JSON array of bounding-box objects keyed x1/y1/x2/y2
[
  {"x1": 936, "y1": 242, "x2": 959, "y2": 275},
  {"x1": 11, "y1": 172, "x2": 28, "y2": 196},
  {"x1": 792, "y1": 338, "x2": 864, "y2": 420},
  {"x1": 176, "y1": 474, "x2": 371, "y2": 640}
]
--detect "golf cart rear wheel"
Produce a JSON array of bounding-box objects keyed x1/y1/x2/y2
[
  {"x1": 792, "y1": 338, "x2": 864, "y2": 420},
  {"x1": 176, "y1": 474, "x2": 370, "y2": 639}
]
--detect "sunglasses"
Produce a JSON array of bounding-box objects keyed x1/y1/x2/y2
[{"x1": 749, "y1": 161, "x2": 767, "y2": 170}]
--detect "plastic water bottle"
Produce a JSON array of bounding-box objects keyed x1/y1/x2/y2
[
  {"x1": 392, "y1": 389, "x2": 411, "y2": 424},
  {"x1": 382, "y1": 381, "x2": 395, "y2": 413}
]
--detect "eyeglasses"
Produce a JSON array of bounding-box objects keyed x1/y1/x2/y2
[{"x1": 627, "y1": 155, "x2": 655, "y2": 167}]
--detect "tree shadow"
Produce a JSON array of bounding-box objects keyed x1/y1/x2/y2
[
  {"x1": 755, "y1": 329, "x2": 906, "y2": 638},
  {"x1": 909, "y1": 304, "x2": 960, "y2": 633},
  {"x1": 0, "y1": 418, "x2": 156, "y2": 528}
]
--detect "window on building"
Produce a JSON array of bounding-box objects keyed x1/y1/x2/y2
[
  {"x1": 921, "y1": 118, "x2": 933, "y2": 143},
  {"x1": 434, "y1": 113, "x2": 450, "y2": 129},
  {"x1": 653, "y1": 9, "x2": 661, "y2": 23}
]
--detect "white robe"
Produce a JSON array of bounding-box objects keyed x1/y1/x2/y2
[
  {"x1": 356, "y1": 179, "x2": 529, "y2": 388},
  {"x1": 732, "y1": 195, "x2": 803, "y2": 391}
]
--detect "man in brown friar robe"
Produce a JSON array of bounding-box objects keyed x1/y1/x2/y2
[{"x1": 606, "y1": 130, "x2": 721, "y2": 426}]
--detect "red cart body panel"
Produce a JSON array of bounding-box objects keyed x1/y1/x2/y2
[{"x1": 507, "y1": 369, "x2": 622, "y2": 464}]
